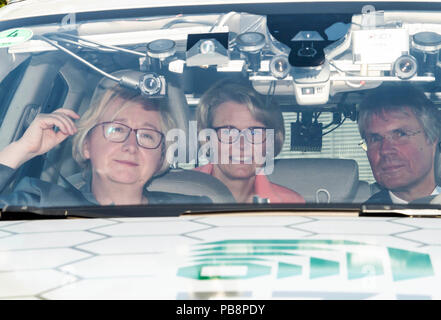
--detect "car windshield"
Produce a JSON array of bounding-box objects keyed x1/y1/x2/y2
[{"x1": 1, "y1": 1, "x2": 441, "y2": 217}]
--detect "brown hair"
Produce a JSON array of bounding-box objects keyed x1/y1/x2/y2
[{"x1": 196, "y1": 79, "x2": 285, "y2": 155}]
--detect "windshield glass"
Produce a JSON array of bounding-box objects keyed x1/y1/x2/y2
[{"x1": 1, "y1": 2, "x2": 441, "y2": 215}]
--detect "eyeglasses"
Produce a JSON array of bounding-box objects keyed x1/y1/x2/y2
[
  {"x1": 91, "y1": 121, "x2": 164, "y2": 149},
  {"x1": 213, "y1": 126, "x2": 268, "y2": 144},
  {"x1": 359, "y1": 128, "x2": 423, "y2": 151}
]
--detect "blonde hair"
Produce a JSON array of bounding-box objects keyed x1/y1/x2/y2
[
  {"x1": 196, "y1": 79, "x2": 285, "y2": 155},
  {"x1": 72, "y1": 84, "x2": 176, "y2": 177}
]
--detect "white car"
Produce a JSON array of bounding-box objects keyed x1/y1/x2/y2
[{"x1": 1, "y1": 0, "x2": 441, "y2": 301}]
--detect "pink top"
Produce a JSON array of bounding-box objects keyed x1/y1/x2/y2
[{"x1": 194, "y1": 164, "x2": 305, "y2": 204}]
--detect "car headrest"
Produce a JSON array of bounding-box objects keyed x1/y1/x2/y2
[
  {"x1": 352, "y1": 180, "x2": 371, "y2": 203},
  {"x1": 147, "y1": 168, "x2": 235, "y2": 203},
  {"x1": 267, "y1": 158, "x2": 359, "y2": 203}
]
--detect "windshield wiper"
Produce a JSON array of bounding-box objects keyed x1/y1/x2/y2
[
  {"x1": 360, "y1": 204, "x2": 441, "y2": 218},
  {"x1": 183, "y1": 204, "x2": 441, "y2": 218},
  {"x1": 0, "y1": 203, "x2": 360, "y2": 220}
]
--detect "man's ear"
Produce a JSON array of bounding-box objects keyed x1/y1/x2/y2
[{"x1": 431, "y1": 138, "x2": 439, "y2": 153}]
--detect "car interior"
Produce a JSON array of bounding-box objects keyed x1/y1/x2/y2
[
  {"x1": 0, "y1": 57, "x2": 392, "y2": 204},
  {"x1": 2, "y1": 9, "x2": 441, "y2": 205}
]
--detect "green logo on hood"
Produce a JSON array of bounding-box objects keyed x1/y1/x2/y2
[{"x1": 177, "y1": 239, "x2": 433, "y2": 282}]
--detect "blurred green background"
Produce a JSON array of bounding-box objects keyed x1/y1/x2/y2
[{"x1": 0, "y1": 0, "x2": 6, "y2": 8}]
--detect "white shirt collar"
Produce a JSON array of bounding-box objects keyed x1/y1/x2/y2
[{"x1": 389, "y1": 186, "x2": 441, "y2": 204}]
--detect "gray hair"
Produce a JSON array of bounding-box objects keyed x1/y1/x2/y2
[{"x1": 358, "y1": 85, "x2": 440, "y2": 144}]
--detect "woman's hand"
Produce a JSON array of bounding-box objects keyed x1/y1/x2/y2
[
  {"x1": 19, "y1": 108, "x2": 79, "y2": 155},
  {"x1": 0, "y1": 108, "x2": 80, "y2": 169}
]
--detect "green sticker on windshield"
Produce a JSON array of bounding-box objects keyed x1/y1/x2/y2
[{"x1": 0, "y1": 28, "x2": 33, "y2": 48}]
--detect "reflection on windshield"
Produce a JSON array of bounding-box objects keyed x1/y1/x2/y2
[
  {"x1": 0, "y1": 8, "x2": 440, "y2": 211},
  {"x1": 358, "y1": 85, "x2": 441, "y2": 205}
]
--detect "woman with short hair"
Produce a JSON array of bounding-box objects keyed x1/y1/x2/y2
[
  {"x1": 0, "y1": 84, "x2": 208, "y2": 207},
  {"x1": 195, "y1": 79, "x2": 305, "y2": 204}
]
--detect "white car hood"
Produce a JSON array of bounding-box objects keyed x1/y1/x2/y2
[{"x1": 1, "y1": 214, "x2": 441, "y2": 299}]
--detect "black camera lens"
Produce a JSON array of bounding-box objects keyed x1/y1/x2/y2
[
  {"x1": 139, "y1": 73, "x2": 162, "y2": 95},
  {"x1": 270, "y1": 55, "x2": 290, "y2": 79},
  {"x1": 393, "y1": 55, "x2": 417, "y2": 79}
]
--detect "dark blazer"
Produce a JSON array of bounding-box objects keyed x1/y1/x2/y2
[
  {"x1": 364, "y1": 189, "x2": 393, "y2": 204},
  {"x1": 365, "y1": 188, "x2": 439, "y2": 204},
  {"x1": 0, "y1": 164, "x2": 211, "y2": 207}
]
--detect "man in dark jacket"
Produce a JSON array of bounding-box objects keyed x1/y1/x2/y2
[{"x1": 358, "y1": 85, "x2": 441, "y2": 204}]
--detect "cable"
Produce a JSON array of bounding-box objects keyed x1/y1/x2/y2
[
  {"x1": 328, "y1": 60, "x2": 368, "y2": 88},
  {"x1": 162, "y1": 19, "x2": 214, "y2": 29},
  {"x1": 314, "y1": 112, "x2": 321, "y2": 122},
  {"x1": 265, "y1": 80, "x2": 277, "y2": 108},
  {"x1": 322, "y1": 117, "x2": 347, "y2": 136},
  {"x1": 49, "y1": 32, "x2": 146, "y2": 57},
  {"x1": 328, "y1": 60, "x2": 361, "y2": 77},
  {"x1": 210, "y1": 12, "x2": 238, "y2": 33},
  {"x1": 322, "y1": 121, "x2": 334, "y2": 130},
  {"x1": 36, "y1": 35, "x2": 121, "y2": 83},
  {"x1": 49, "y1": 35, "x2": 116, "y2": 53}
]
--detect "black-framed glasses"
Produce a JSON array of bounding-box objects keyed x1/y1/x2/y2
[
  {"x1": 213, "y1": 126, "x2": 268, "y2": 144},
  {"x1": 359, "y1": 128, "x2": 423, "y2": 151},
  {"x1": 92, "y1": 121, "x2": 164, "y2": 149}
]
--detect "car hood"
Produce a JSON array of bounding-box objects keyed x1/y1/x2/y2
[{"x1": 1, "y1": 214, "x2": 440, "y2": 299}]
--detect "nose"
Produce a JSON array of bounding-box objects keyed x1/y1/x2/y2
[
  {"x1": 238, "y1": 134, "x2": 247, "y2": 150},
  {"x1": 230, "y1": 134, "x2": 247, "y2": 151},
  {"x1": 378, "y1": 135, "x2": 397, "y2": 155},
  {"x1": 231, "y1": 134, "x2": 254, "y2": 161},
  {"x1": 121, "y1": 130, "x2": 139, "y2": 153}
]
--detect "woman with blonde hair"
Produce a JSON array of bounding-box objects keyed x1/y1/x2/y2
[
  {"x1": 0, "y1": 84, "x2": 208, "y2": 206},
  {"x1": 195, "y1": 79, "x2": 305, "y2": 203}
]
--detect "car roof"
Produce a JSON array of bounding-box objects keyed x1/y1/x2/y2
[
  {"x1": 2, "y1": 0, "x2": 441, "y2": 22},
  {"x1": 0, "y1": 0, "x2": 301, "y2": 21}
]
